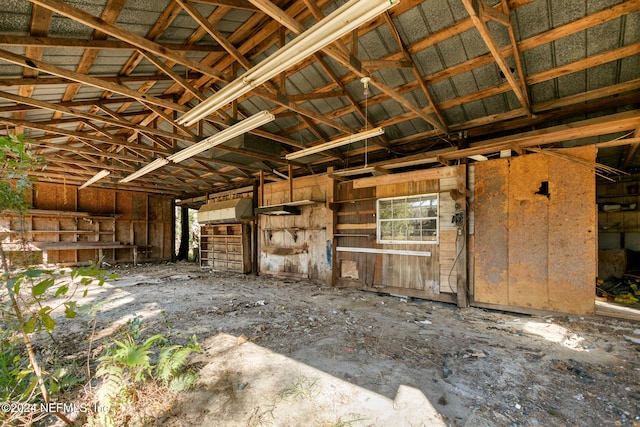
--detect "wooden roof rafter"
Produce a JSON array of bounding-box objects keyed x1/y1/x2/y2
[
  {"x1": 381, "y1": 11, "x2": 449, "y2": 133},
  {"x1": 0, "y1": 0, "x2": 637, "y2": 195},
  {"x1": 27, "y1": 0, "x2": 229, "y2": 83}
]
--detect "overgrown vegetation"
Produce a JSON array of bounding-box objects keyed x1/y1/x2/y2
[
  {"x1": 1, "y1": 134, "x2": 201, "y2": 426},
  {"x1": 89, "y1": 318, "x2": 201, "y2": 426},
  {"x1": 0, "y1": 133, "x2": 108, "y2": 425}
]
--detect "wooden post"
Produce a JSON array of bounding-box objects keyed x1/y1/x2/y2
[
  {"x1": 326, "y1": 167, "x2": 338, "y2": 287},
  {"x1": 259, "y1": 170, "x2": 264, "y2": 207},
  {"x1": 288, "y1": 164, "x2": 294, "y2": 203},
  {"x1": 456, "y1": 164, "x2": 469, "y2": 308},
  {"x1": 251, "y1": 179, "x2": 259, "y2": 276}
]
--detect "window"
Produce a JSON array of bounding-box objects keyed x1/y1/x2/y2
[{"x1": 377, "y1": 194, "x2": 438, "y2": 244}]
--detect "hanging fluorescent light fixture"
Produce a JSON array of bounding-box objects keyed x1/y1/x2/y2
[
  {"x1": 79, "y1": 169, "x2": 110, "y2": 189},
  {"x1": 119, "y1": 158, "x2": 169, "y2": 183},
  {"x1": 285, "y1": 127, "x2": 384, "y2": 161},
  {"x1": 176, "y1": 0, "x2": 400, "y2": 127},
  {"x1": 168, "y1": 111, "x2": 275, "y2": 163}
]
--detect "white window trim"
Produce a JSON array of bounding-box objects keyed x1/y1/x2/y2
[{"x1": 376, "y1": 193, "x2": 439, "y2": 245}]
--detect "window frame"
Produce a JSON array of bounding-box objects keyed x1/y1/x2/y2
[{"x1": 376, "y1": 193, "x2": 439, "y2": 245}]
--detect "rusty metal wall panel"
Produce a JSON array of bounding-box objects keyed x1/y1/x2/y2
[{"x1": 473, "y1": 159, "x2": 510, "y2": 305}]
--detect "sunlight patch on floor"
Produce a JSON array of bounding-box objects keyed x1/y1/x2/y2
[{"x1": 166, "y1": 333, "x2": 447, "y2": 426}]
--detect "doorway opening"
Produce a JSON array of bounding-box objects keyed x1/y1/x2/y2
[
  {"x1": 175, "y1": 206, "x2": 199, "y2": 262},
  {"x1": 596, "y1": 173, "x2": 640, "y2": 319}
]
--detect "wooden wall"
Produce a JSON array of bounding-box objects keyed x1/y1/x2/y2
[
  {"x1": 333, "y1": 166, "x2": 463, "y2": 304},
  {"x1": 2, "y1": 182, "x2": 174, "y2": 265},
  {"x1": 259, "y1": 175, "x2": 332, "y2": 282},
  {"x1": 472, "y1": 146, "x2": 597, "y2": 315}
]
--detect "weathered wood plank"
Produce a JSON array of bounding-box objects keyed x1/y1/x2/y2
[{"x1": 353, "y1": 167, "x2": 457, "y2": 189}]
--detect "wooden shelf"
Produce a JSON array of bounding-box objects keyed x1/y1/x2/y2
[
  {"x1": 199, "y1": 223, "x2": 250, "y2": 273},
  {"x1": 1, "y1": 209, "x2": 123, "y2": 266},
  {"x1": 7, "y1": 230, "x2": 114, "y2": 234},
  {"x1": 3, "y1": 209, "x2": 120, "y2": 219}
]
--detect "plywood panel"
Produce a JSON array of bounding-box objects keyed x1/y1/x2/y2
[
  {"x1": 131, "y1": 193, "x2": 148, "y2": 219},
  {"x1": 116, "y1": 192, "x2": 133, "y2": 219},
  {"x1": 508, "y1": 154, "x2": 549, "y2": 310},
  {"x1": 163, "y1": 222, "x2": 173, "y2": 260},
  {"x1": 78, "y1": 188, "x2": 114, "y2": 213},
  {"x1": 149, "y1": 221, "x2": 164, "y2": 260},
  {"x1": 473, "y1": 160, "x2": 510, "y2": 305},
  {"x1": 34, "y1": 183, "x2": 76, "y2": 211},
  {"x1": 547, "y1": 146, "x2": 596, "y2": 314},
  {"x1": 149, "y1": 195, "x2": 166, "y2": 221}
]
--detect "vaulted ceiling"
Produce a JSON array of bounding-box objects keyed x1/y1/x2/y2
[{"x1": 0, "y1": 0, "x2": 638, "y2": 199}]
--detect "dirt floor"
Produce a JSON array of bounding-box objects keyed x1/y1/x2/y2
[{"x1": 46, "y1": 262, "x2": 640, "y2": 426}]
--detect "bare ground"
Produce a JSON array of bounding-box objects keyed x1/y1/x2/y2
[{"x1": 44, "y1": 262, "x2": 640, "y2": 426}]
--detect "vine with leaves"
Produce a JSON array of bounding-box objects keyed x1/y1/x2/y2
[{"x1": 0, "y1": 133, "x2": 113, "y2": 425}]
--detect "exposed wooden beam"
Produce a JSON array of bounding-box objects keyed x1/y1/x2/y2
[
  {"x1": 527, "y1": 43, "x2": 640, "y2": 86},
  {"x1": 595, "y1": 137, "x2": 640, "y2": 149},
  {"x1": 309, "y1": 5, "x2": 448, "y2": 133},
  {"x1": 138, "y1": 50, "x2": 207, "y2": 101},
  {"x1": 361, "y1": 59, "x2": 413, "y2": 69},
  {"x1": 383, "y1": 11, "x2": 448, "y2": 132},
  {"x1": 0, "y1": 90, "x2": 197, "y2": 143},
  {"x1": 252, "y1": 87, "x2": 352, "y2": 133},
  {"x1": 519, "y1": 0, "x2": 640, "y2": 52},
  {"x1": 53, "y1": 0, "x2": 127, "y2": 122},
  {"x1": 0, "y1": 49, "x2": 187, "y2": 112},
  {"x1": 190, "y1": 0, "x2": 259, "y2": 12},
  {"x1": 142, "y1": 102, "x2": 195, "y2": 136},
  {"x1": 0, "y1": 35, "x2": 223, "y2": 52},
  {"x1": 478, "y1": 0, "x2": 510, "y2": 26},
  {"x1": 0, "y1": 75, "x2": 194, "y2": 88},
  {"x1": 15, "y1": 4, "x2": 52, "y2": 134},
  {"x1": 0, "y1": 116, "x2": 127, "y2": 145},
  {"x1": 28, "y1": 141, "x2": 144, "y2": 162},
  {"x1": 620, "y1": 128, "x2": 640, "y2": 170},
  {"x1": 533, "y1": 78, "x2": 640, "y2": 113},
  {"x1": 500, "y1": 0, "x2": 530, "y2": 112},
  {"x1": 446, "y1": 110, "x2": 640, "y2": 160},
  {"x1": 331, "y1": 111, "x2": 640, "y2": 174},
  {"x1": 27, "y1": 0, "x2": 229, "y2": 82},
  {"x1": 247, "y1": 0, "x2": 300, "y2": 32},
  {"x1": 287, "y1": 90, "x2": 345, "y2": 102},
  {"x1": 461, "y1": 0, "x2": 531, "y2": 115},
  {"x1": 175, "y1": 0, "x2": 253, "y2": 71}
]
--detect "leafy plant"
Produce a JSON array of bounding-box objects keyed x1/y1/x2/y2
[
  {"x1": 155, "y1": 335, "x2": 201, "y2": 391},
  {"x1": 91, "y1": 319, "x2": 201, "y2": 426},
  {"x1": 1, "y1": 134, "x2": 114, "y2": 425}
]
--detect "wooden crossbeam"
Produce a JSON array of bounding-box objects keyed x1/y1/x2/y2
[
  {"x1": 383, "y1": 11, "x2": 449, "y2": 133},
  {"x1": 27, "y1": 0, "x2": 229, "y2": 82},
  {"x1": 461, "y1": 0, "x2": 531, "y2": 115},
  {"x1": 0, "y1": 90, "x2": 196, "y2": 143},
  {"x1": 0, "y1": 49, "x2": 187, "y2": 112},
  {"x1": 138, "y1": 50, "x2": 207, "y2": 102},
  {"x1": 0, "y1": 35, "x2": 223, "y2": 52}
]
